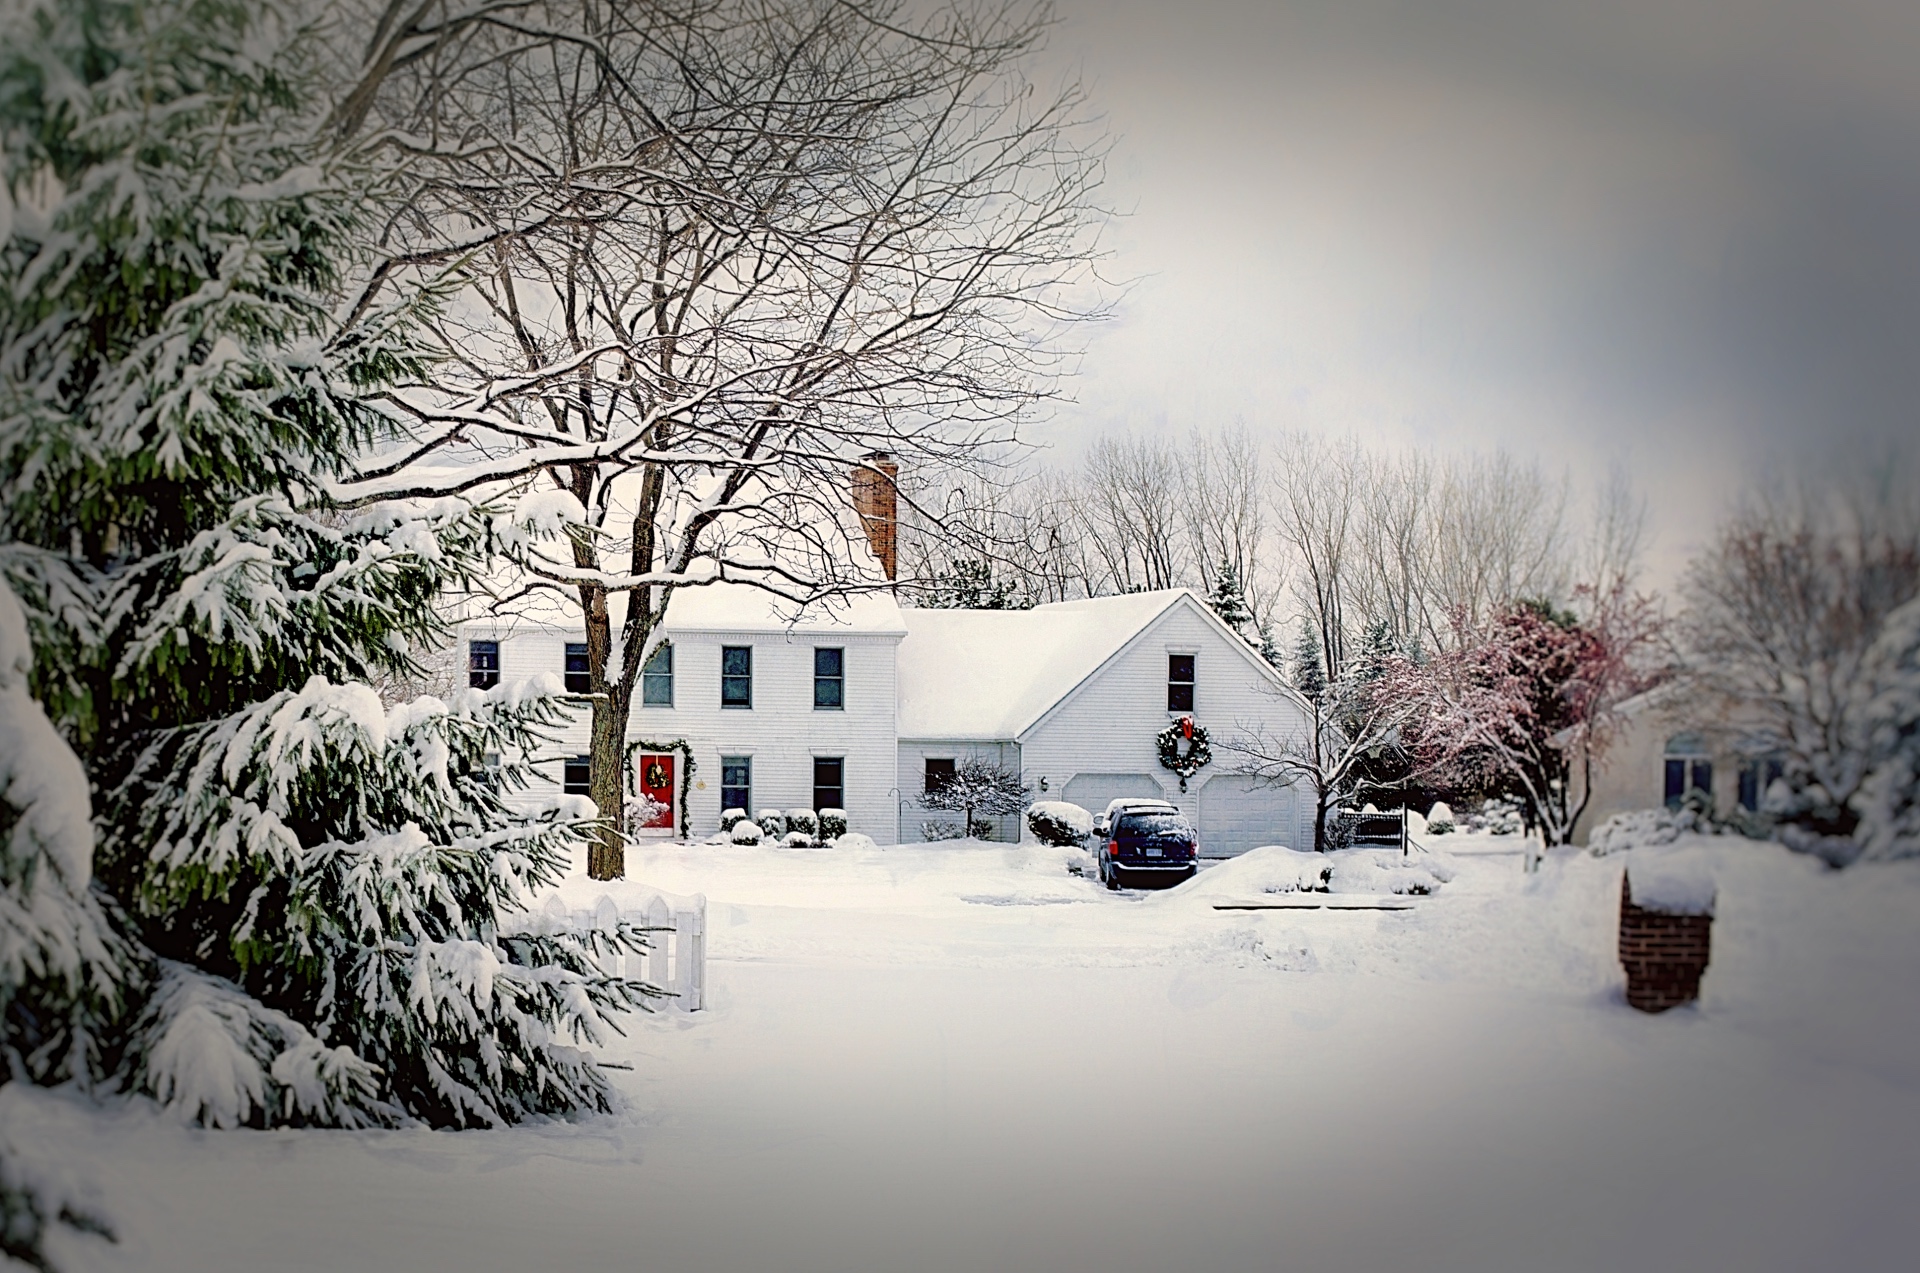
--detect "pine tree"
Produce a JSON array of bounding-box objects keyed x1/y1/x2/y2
[
  {"x1": 924, "y1": 559, "x2": 1028, "y2": 610},
  {"x1": 0, "y1": 0, "x2": 656, "y2": 1128},
  {"x1": 1291, "y1": 624, "x2": 1327, "y2": 702},
  {"x1": 1207, "y1": 559, "x2": 1255, "y2": 632}
]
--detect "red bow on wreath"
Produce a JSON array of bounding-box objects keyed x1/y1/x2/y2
[{"x1": 1181, "y1": 716, "x2": 1194, "y2": 740}]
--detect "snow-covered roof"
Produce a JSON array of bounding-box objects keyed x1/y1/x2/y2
[
  {"x1": 660, "y1": 581, "x2": 907, "y2": 636},
  {"x1": 896, "y1": 590, "x2": 1203, "y2": 740}
]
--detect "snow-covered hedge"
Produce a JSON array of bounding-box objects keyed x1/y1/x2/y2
[
  {"x1": 1425, "y1": 802, "x2": 1455, "y2": 835},
  {"x1": 720, "y1": 808, "x2": 749, "y2": 833},
  {"x1": 781, "y1": 831, "x2": 814, "y2": 849},
  {"x1": 1588, "y1": 806, "x2": 1709, "y2": 856},
  {"x1": 755, "y1": 808, "x2": 785, "y2": 837},
  {"x1": 818, "y1": 808, "x2": 848, "y2": 840},
  {"x1": 785, "y1": 808, "x2": 819, "y2": 839},
  {"x1": 1026, "y1": 801, "x2": 1093, "y2": 847},
  {"x1": 730, "y1": 820, "x2": 764, "y2": 845},
  {"x1": 834, "y1": 832, "x2": 879, "y2": 853},
  {"x1": 922, "y1": 820, "x2": 965, "y2": 841}
]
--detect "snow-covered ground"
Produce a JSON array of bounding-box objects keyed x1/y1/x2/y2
[{"x1": 23, "y1": 833, "x2": 1920, "y2": 1272}]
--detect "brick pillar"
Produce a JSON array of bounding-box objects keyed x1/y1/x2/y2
[
  {"x1": 1618, "y1": 875, "x2": 1713, "y2": 1012},
  {"x1": 851, "y1": 452, "x2": 898, "y2": 580}
]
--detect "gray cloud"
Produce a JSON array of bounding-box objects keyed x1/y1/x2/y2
[{"x1": 1037, "y1": 0, "x2": 1920, "y2": 572}]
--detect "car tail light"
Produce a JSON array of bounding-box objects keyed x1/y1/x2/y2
[{"x1": 1108, "y1": 840, "x2": 1120, "y2": 857}]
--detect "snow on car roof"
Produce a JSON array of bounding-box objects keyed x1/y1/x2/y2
[{"x1": 896, "y1": 590, "x2": 1191, "y2": 740}]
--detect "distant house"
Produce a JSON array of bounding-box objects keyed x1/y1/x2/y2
[
  {"x1": 1571, "y1": 684, "x2": 1786, "y2": 842},
  {"x1": 467, "y1": 587, "x2": 1316, "y2": 853}
]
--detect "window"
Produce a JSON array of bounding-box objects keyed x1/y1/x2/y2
[
  {"x1": 564, "y1": 642, "x2": 590, "y2": 694},
  {"x1": 1663, "y1": 733, "x2": 1712, "y2": 809},
  {"x1": 813, "y1": 757, "x2": 844, "y2": 811},
  {"x1": 814, "y1": 647, "x2": 844, "y2": 710},
  {"x1": 720, "y1": 756, "x2": 751, "y2": 814},
  {"x1": 563, "y1": 755, "x2": 591, "y2": 796},
  {"x1": 1738, "y1": 757, "x2": 1785, "y2": 811},
  {"x1": 641, "y1": 642, "x2": 673, "y2": 707},
  {"x1": 721, "y1": 646, "x2": 753, "y2": 708},
  {"x1": 1167, "y1": 653, "x2": 1196, "y2": 712},
  {"x1": 469, "y1": 639, "x2": 500, "y2": 689},
  {"x1": 924, "y1": 758, "x2": 955, "y2": 795}
]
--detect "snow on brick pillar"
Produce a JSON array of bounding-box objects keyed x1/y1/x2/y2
[
  {"x1": 852, "y1": 452, "x2": 899, "y2": 580},
  {"x1": 1618, "y1": 864, "x2": 1716, "y2": 1013}
]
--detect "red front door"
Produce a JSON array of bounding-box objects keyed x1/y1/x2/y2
[{"x1": 637, "y1": 754, "x2": 675, "y2": 829}]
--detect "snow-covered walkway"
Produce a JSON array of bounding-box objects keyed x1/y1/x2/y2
[{"x1": 28, "y1": 835, "x2": 1920, "y2": 1272}]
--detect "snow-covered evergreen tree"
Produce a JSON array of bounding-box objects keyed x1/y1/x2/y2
[
  {"x1": 1291, "y1": 624, "x2": 1327, "y2": 702},
  {"x1": 1207, "y1": 559, "x2": 1255, "y2": 633},
  {"x1": 1856, "y1": 595, "x2": 1920, "y2": 861},
  {"x1": 0, "y1": 0, "x2": 656, "y2": 1128},
  {"x1": 921, "y1": 559, "x2": 1029, "y2": 610}
]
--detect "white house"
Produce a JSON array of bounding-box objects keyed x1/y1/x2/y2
[
  {"x1": 467, "y1": 584, "x2": 1315, "y2": 854},
  {"x1": 896, "y1": 590, "x2": 1316, "y2": 854}
]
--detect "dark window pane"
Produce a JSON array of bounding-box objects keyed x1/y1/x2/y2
[
  {"x1": 563, "y1": 755, "x2": 591, "y2": 796},
  {"x1": 1691, "y1": 760, "x2": 1713, "y2": 798},
  {"x1": 469, "y1": 640, "x2": 500, "y2": 689},
  {"x1": 924, "y1": 758, "x2": 956, "y2": 794},
  {"x1": 813, "y1": 757, "x2": 844, "y2": 811},
  {"x1": 721, "y1": 646, "x2": 752, "y2": 708},
  {"x1": 720, "y1": 755, "x2": 751, "y2": 813},
  {"x1": 1664, "y1": 758, "x2": 1686, "y2": 808},
  {"x1": 1738, "y1": 762, "x2": 1759, "y2": 811},
  {"x1": 564, "y1": 642, "x2": 590, "y2": 694},
  {"x1": 642, "y1": 642, "x2": 673, "y2": 706},
  {"x1": 814, "y1": 647, "x2": 843, "y2": 677},
  {"x1": 1167, "y1": 653, "x2": 1195, "y2": 712}
]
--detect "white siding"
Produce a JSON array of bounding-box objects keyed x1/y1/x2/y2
[
  {"x1": 895, "y1": 739, "x2": 1022, "y2": 842},
  {"x1": 1015, "y1": 599, "x2": 1314, "y2": 854},
  {"x1": 467, "y1": 623, "x2": 900, "y2": 844}
]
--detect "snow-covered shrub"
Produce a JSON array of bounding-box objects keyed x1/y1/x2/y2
[
  {"x1": 1026, "y1": 801, "x2": 1094, "y2": 847},
  {"x1": 922, "y1": 820, "x2": 966, "y2": 841},
  {"x1": 755, "y1": 809, "x2": 786, "y2": 838},
  {"x1": 1587, "y1": 806, "x2": 1709, "y2": 856},
  {"x1": 1425, "y1": 802, "x2": 1456, "y2": 835},
  {"x1": 818, "y1": 808, "x2": 848, "y2": 840},
  {"x1": 785, "y1": 808, "x2": 819, "y2": 839},
  {"x1": 1469, "y1": 798, "x2": 1525, "y2": 835},
  {"x1": 778, "y1": 831, "x2": 811, "y2": 849},
  {"x1": 720, "y1": 808, "x2": 749, "y2": 833},
  {"x1": 1856, "y1": 595, "x2": 1920, "y2": 860},
  {"x1": 731, "y1": 820, "x2": 765, "y2": 845},
  {"x1": 0, "y1": 0, "x2": 658, "y2": 1128},
  {"x1": 834, "y1": 832, "x2": 879, "y2": 854},
  {"x1": 1, "y1": 1086, "x2": 115, "y2": 1269},
  {"x1": 624, "y1": 794, "x2": 673, "y2": 839}
]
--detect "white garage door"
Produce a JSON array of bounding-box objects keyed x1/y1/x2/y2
[
  {"x1": 1198, "y1": 775, "x2": 1299, "y2": 857},
  {"x1": 1062, "y1": 773, "x2": 1167, "y2": 826}
]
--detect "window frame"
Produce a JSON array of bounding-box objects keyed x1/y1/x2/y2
[
  {"x1": 719, "y1": 755, "x2": 752, "y2": 815},
  {"x1": 564, "y1": 642, "x2": 590, "y2": 694},
  {"x1": 641, "y1": 641, "x2": 674, "y2": 707},
  {"x1": 1166, "y1": 652, "x2": 1197, "y2": 713},
  {"x1": 562, "y1": 754, "x2": 591, "y2": 796},
  {"x1": 1662, "y1": 734, "x2": 1713, "y2": 809},
  {"x1": 720, "y1": 645, "x2": 753, "y2": 709},
  {"x1": 468, "y1": 639, "x2": 500, "y2": 689},
  {"x1": 813, "y1": 646, "x2": 845, "y2": 710},
  {"x1": 813, "y1": 757, "x2": 845, "y2": 811}
]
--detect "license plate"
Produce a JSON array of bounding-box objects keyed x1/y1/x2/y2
[{"x1": 1144, "y1": 847, "x2": 1162, "y2": 857}]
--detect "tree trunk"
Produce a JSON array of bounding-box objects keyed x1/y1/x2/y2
[{"x1": 587, "y1": 693, "x2": 629, "y2": 880}]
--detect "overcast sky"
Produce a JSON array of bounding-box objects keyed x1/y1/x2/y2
[{"x1": 1031, "y1": 0, "x2": 1920, "y2": 578}]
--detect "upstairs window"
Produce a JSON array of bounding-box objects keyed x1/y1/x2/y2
[
  {"x1": 721, "y1": 646, "x2": 753, "y2": 708},
  {"x1": 564, "y1": 642, "x2": 590, "y2": 693},
  {"x1": 641, "y1": 642, "x2": 674, "y2": 707},
  {"x1": 813, "y1": 757, "x2": 845, "y2": 811},
  {"x1": 469, "y1": 640, "x2": 500, "y2": 689},
  {"x1": 563, "y1": 755, "x2": 591, "y2": 796},
  {"x1": 1167, "y1": 653, "x2": 1196, "y2": 712},
  {"x1": 720, "y1": 756, "x2": 751, "y2": 814},
  {"x1": 814, "y1": 647, "x2": 845, "y2": 710},
  {"x1": 924, "y1": 758, "x2": 956, "y2": 795}
]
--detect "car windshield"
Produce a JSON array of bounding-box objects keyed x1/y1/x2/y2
[{"x1": 1119, "y1": 813, "x2": 1191, "y2": 837}]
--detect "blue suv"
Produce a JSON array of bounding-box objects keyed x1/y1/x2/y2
[{"x1": 1099, "y1": 808, "x2": 1199, "y2": 889}]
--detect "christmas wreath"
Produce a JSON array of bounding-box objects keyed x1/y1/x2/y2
[{"x1": 1157, "y1": 716, "x2": 1212, "y2": 792}]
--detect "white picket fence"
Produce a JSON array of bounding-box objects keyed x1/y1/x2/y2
[{"x1": 537, "y1": 890, "x2": 707, "y2": 1011}]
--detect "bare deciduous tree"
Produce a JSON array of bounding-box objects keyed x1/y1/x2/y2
[{"x1": 321, "y1": 0, "x2": 1109, "y2": 877}]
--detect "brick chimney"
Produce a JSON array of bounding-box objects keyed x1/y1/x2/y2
[{"x1": 851, "y1": 452, "x2": 899, "y2": 581}]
